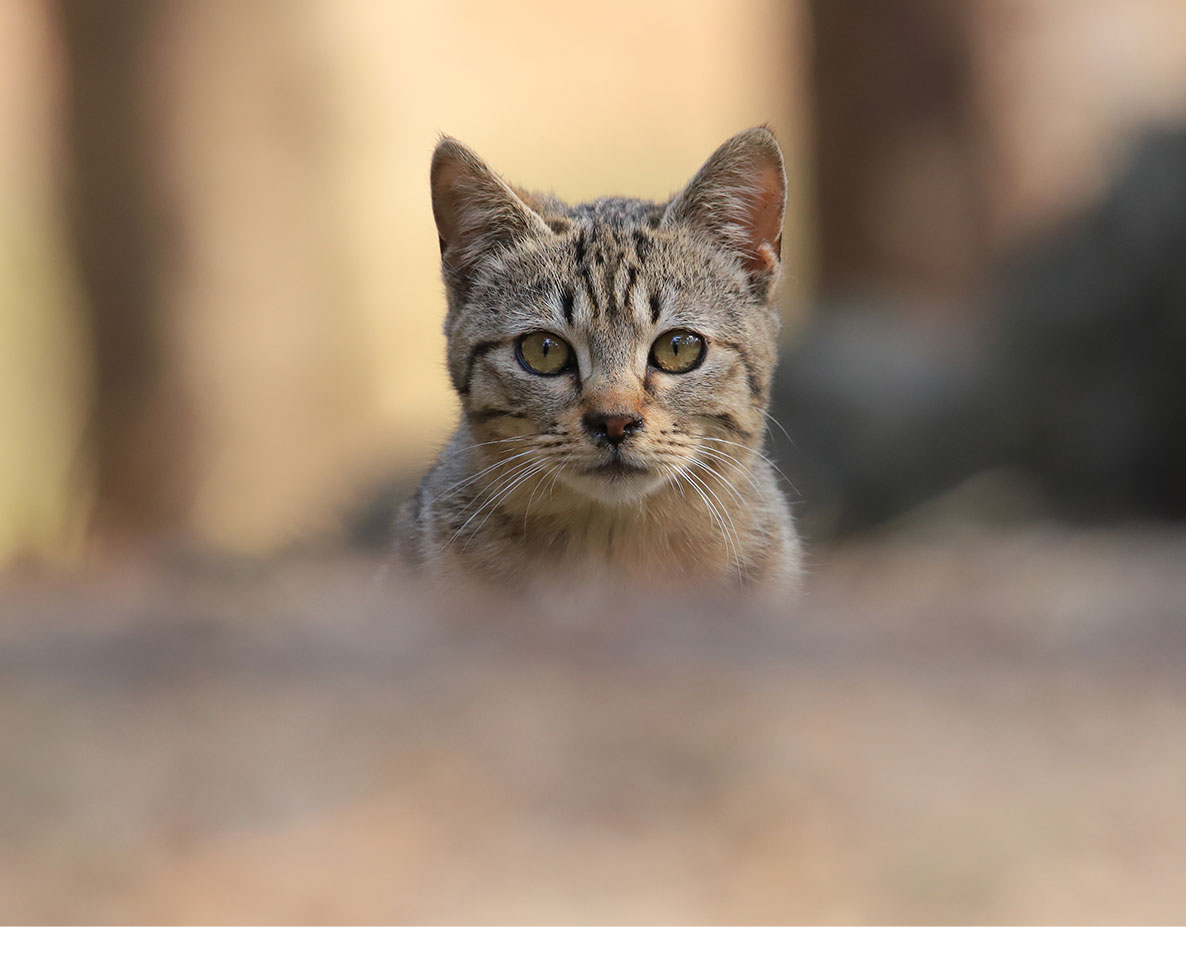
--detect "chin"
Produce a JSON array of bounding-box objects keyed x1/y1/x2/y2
[{"x1": 561, "y1": 462, "x2": 670, "y2": 505}]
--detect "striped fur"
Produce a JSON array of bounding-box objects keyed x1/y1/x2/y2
[{"x1": 394, "y1": 128, "x2": 802, "y2": 596}]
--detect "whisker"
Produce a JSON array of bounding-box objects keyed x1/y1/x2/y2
[
  {"x1": 697, "y1": 449, "x2": 763, "y2": 489},
  {"x1": 446, "y1": 454, "x2": 546, "y2": 520},
  {"x1": 523, "y1": 458, "x2": 568, "y2": 536},
  {"x1": 463, "y1": 453, "x2": 554, "y2": 515},
  {"x1": 546, "y1": 461, "x2": 568, "y2": 502},
  {"x1": 678, "y1": 465, "x2": 744, "y2": 584},
  {"x1": 659, "y1": 461, "x2": 687, "y2": 498},
  {"x1": 463, "y1": 458, "x2": 554, "y2": 550},
  {"x1": 683, "y1": 453, "x2": 749, "y2": 507},
  {"x1": 428, "y1": 452, "x2": 546, "y2": 558},
  {"x1": 446, "y1": 433, "x2": 539, "y2": 458},
  {"x1": 431, "y1": 447, "x2": 542, "y2": 505},
  {"x1": 758, "y1": 409, "x2": 795, "y2": 447},
  {"x1": 694, "y1": 434, "x2": 800, "y2": 496},
  {"x1": 443, "y1": 456, "x2": 553, "y2": 553},
  {"x1": 682, "y1": 467, "x2": 738, "y2": 579},
  {"x1": 693, "y1": 443, "x2": 765, "y2": 494},
  {"x1": 686, "y1": 465, "x2": 747, "y2": 584}
]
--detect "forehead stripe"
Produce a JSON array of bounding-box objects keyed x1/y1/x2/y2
[
  {"x1": 621, "y1": 265, "x2": 638, "y2": 314},
  {"x1": 649, "y1": 291, "x2": 662, "y2": 324},
  {"x1": 580, "y1": 266, "x2": 600, "y2": 318},
  {"x1": 633, "y1": 229, "x2": 652, "y2": 262}
]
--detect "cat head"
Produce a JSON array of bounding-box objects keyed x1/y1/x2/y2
[{"x1": 430, "y1": 128, "x2": 787, "y2": 504}]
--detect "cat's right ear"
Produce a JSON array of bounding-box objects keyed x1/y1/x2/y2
[{"x1": 431, "y1": 138, "x2": 550, "y2": 299}]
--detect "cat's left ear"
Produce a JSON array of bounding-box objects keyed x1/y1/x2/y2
[{"x1": 662, "y1": 126, "x2": 787, "y2": 302}]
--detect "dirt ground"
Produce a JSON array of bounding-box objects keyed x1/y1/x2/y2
[{"x1": 2, "y1": 525, "x2": 1185, "y2": 924}]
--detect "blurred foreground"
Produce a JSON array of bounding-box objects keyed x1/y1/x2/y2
[{"x1": 3, "y1": 524, "x2": 1185, "y2": 924}]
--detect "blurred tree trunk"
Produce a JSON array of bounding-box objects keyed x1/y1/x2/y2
[
  {"x1": 53, "y1": 1, "x2": 193, "y2": 547},
  {"x1": 49, "y1": 1, "x2": 381, "y2": 556},
  {"x1": 808, "y1": 0, "x2": 989, "y2": 303}
]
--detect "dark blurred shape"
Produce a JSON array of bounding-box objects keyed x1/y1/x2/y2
[
  {"x1": 771, "y1": 303, "x2": 991, "y2": 538},
  {"x1": 348, "y1": 473, "x2": 416, "y2": 553},
  {"x1": 808, "y1": 0, "x2": 988, "y2": 300},
  {"x1": 990, "y1": 128, "x2": 1186, "y2": 521},
  {"x1": 54, "y1": 1, "x2": 194, "y2": 545},
  {"x1": 774, "y1": 128, "x2": 1186, "y2": 538}
]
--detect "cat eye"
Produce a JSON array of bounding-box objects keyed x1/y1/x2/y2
[
  {"x1": 515, "y1": 331, "x2": 574, "y2": 376},
  {"x1": 649, "y1": 329, "x2": 706, "y2": 374}
]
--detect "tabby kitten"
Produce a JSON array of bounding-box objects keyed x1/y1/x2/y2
[{"x1": 394, "y1": 128, "x2": 802, "y2": 595}]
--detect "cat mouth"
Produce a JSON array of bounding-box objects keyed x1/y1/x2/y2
[
  {"x1": 563, "y1": 453, "x2": 667, "y2": 503},
  {"x1": 584, "y1": 455, "x2": 651, "y2": 477}
]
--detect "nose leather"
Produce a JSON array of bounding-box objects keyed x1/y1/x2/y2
[{"x1": 583, "y1": 412, "x2": 643, "y2": 445}]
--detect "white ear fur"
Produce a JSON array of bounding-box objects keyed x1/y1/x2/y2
[
  {"x1": 431, "y1": 138, "x2": 551, "y2": 289},
  {"x1": 662, "y1": 127, "x2": 787, "y2": 299}
]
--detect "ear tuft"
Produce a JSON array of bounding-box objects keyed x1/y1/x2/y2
[
  {"x1": 662, "y1": 127, "x2": 788, "y2": 301},
  {"x1": 430, "y1": 137, "x2": 550, "y2": 299}
]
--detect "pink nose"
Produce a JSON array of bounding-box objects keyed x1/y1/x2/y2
[{"x1": 583, "y1": 412, "x2": 644, "y2": 445}]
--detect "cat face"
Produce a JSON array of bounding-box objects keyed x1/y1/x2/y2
[{"x1": 430, "y1": 129, "x2": 787, "y2": 505}]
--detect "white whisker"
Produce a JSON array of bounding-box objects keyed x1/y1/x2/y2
[
  {"x1": 462, "y1": 457, "x2": 554, "y2": 550},
  {"x1": 523, "y1": 458, "x2": 569, "y2": 536},
  {"x1": 432, "y1": 447, "x2": 542, "y2": 506},
  {"x1": 695, "y1": 434, "x2": 800, "y2": 495},
  {"x1": 758, "y1": 409, "x2": 795, "y2": 447},
  {"x1": 677, "y1": 465, "x2": 744, "y2": 584},
  {"x1": 686, "y1": 465, "x2": 747, "y2": 584},
  {"x1": 693, "y1": 442, "x2": 766, "y2": 494},
  {"x1": 431, "y1": 452, "x2": 551, "y2": 557},
  {"x1": 683, "y1": 453, "x2": 747, "y2": 507}
]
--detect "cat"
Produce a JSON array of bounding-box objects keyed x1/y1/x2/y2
[{"x1": 393, "y1": 127, "x2": 802, "y2": 595}]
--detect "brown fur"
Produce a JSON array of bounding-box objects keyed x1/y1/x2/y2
[{"x1": 394, "y1": 128, "x2": 802, "y2": 596}]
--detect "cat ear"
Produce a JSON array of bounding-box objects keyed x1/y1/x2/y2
[
  {"x1": 431, "y1": 137, "x2": 551, "y2": 297},
  {"x1": 662, "y1": 127, "x2": 787, "y2": 301}
]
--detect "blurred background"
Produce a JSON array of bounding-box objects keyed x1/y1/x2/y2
[{"x1": 2, "y1": 0, "x2": 1186, "y2": 924}]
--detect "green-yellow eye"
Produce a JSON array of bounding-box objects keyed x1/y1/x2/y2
[
  {"x1": 516, "y1": 331, "x2": 574, "y2": 376},
  {"x1": 650, "y1": 329, "x2": 706, "y2": 373}
]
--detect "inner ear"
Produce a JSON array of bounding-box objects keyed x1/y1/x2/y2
[{"x1": 739, "y1": 160, "x2": 784, "y2": 274}]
